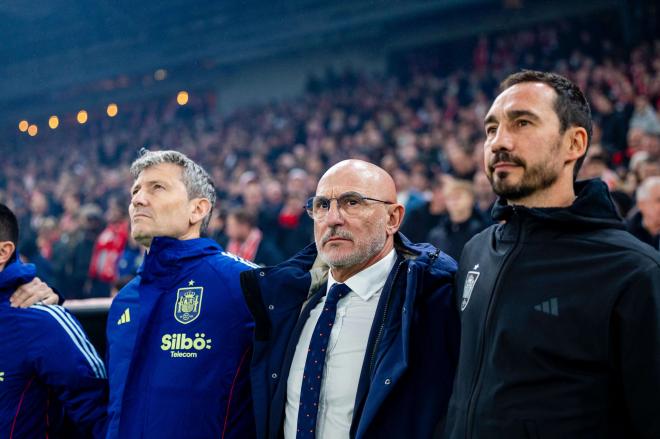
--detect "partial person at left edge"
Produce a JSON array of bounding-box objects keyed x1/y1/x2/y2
[
  {"x1": 0, "y1": 202, "x2": 108, "y2": 438},
  {"x1": 105, "y1": 149, "x2": 256, "y2": 439}
]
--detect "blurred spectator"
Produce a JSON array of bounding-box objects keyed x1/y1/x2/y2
[
  {"x1": 28, "y1": 190, "x2": 50, "y2": 240},
  {"x1": 261, "y1": 178, "x2": 285, "y2": 234},
  {"x1": 88, "y1": 198, "x2": 129, "y2": 297},
  {"x1": 627, "y1": 176, "x2": 660, "y2": 250},
  {"x1": 58, "y1": 191, "x2": 81, "y2": 234},
  {"x1": 428, "y1": 178, "x2": 488, "y2": 260},
  {"x1": 630, "y1": 96, "x2": 660, "y2": 135},
  {"x1": 18, "y1": 238, "x2": 54, "y2": 285},
  {"x1": 54, "y1": 204, "x2": 104, "y2": 299},
  {"x1": 400, "y1": 179, "x2": 447, "y2": 243},
  {"x1": 116, "y1": 235, "x2": 145, "y2": 279},
  {"x1": 225, "y1": 208, "x2": 283, "y2": 266},
  {"x1": 276, "y1": 192, "x2": 313, "y2": 258},
  {"x1": 473, "y1": 172, "x2": 496, "y2": 215},
  {"x1": 205, "y1": 208, "x2": 228, "y2": 247},
  {"x1": 394, "y1": 168, "x2": 426, "y2": 212},
  {"x1": 36, "y1": 216, "x2": 59, "y2": 260}
]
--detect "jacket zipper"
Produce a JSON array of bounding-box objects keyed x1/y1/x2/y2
[
  {"x1": 464, "y1": 209, "x2": 524, "y2": 439},
  {"x1": 368, "y1": 260, "x2": 405, "y2": 377}
]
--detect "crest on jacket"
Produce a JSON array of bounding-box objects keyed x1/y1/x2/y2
[
  {"x1": 461, "y1": 269, "x2": 480, "y2": 311},
  {"x1": 174, "y1": 287, "x2": 204, "y2": 324}
]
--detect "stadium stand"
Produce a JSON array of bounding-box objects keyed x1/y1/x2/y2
[{"x1": 1, "y1": 15, "x2": 659, "y2": 305}]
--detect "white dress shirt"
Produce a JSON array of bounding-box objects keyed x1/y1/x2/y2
[{"x1": 284, "y1": 249, "x2": 397, "y2": 439}]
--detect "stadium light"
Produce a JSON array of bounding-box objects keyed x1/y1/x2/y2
[
  {"x1": 154, "y1": 69, "x2": 167, "y2": 81},
  {"x1": 77, "y1": 110, "x2": 88, "y2": 124},
  {"x1": 48, "y1": 115, "x2": 59, "y2": 129},
  {"x1": 27, "y1": 124, "x2": 38, "y2": 136},
  {"x1": 18, "y1": 120, "x2": 29, "y2": 132},
  {"x1": 107, "y1": 103, "x2": 118, "y2": 117},
  {"x1": 177, "y1": 91, "x2": 189, "y2": 106}
]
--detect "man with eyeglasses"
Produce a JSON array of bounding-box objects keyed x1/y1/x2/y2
[{"x1": 241, "y1": 159, "x2": 459, "y2": 439}]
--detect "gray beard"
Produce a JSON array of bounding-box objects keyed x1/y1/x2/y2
[
  {"x1": 318, "y1": 217, "x2": 388, "y2": 270},
  {"x1": 320, "y1": 231, "x2": 386, "y2": 269}
]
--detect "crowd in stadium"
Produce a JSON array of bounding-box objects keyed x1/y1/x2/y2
[{"x1": 1, "y1": 19, "x2": 659, "y2": 300}]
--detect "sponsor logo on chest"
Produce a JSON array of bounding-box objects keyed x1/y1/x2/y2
[
  {"x1": 163, "y1": 279, "x2": 213, "y2": 358},
  {"x1": 161, "y1": 333, "x2": 212, "y2": 358}
]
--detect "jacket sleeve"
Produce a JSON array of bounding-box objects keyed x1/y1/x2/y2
[
  {"x1": 28, "y1": 305, "x2": 108, "y2": 439},
  {"x1": 613, "y1": 265, "x2": 660, "y2": 438}
]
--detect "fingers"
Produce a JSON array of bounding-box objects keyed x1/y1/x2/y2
[{"x1": 9, "y1": 277, "x2": 58, "y2": 308}]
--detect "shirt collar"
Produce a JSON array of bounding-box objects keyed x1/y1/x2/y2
[{"x1": 327, "y1": 249, "x2": 397, "y2": 302}]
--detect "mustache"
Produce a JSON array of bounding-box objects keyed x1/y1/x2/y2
[
  {"x1": 131, "y1": 210, "x2": 151, "y2": 218},
  {"x1": 321, "y1": 228, "x2": 353, "y2": 245},
  {"x1": 489, "y1": 151, "x2": 526, "y2": 169}
]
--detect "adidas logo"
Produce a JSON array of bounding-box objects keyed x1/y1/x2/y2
[
  {"x1": 0, "y1": 371, "x2": 4, "y2": 382},
  {"x1": 117, "y1": 308, "x2": 131, "y2": 325},
  {"x1": 534, "y1": 297, "x2": 559, "y2": 316}
]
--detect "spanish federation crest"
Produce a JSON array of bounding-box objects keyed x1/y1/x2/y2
[
  {"x1": 174, "y1": 286, "x2": 204, "y2": 324},
  {"x1": 461, "y1": 270, "x2": 480, "y2": 311}
]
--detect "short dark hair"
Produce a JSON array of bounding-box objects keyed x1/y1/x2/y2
[
  {"x1": 0, "y1": 203, "x2": 19, "y2": 246},
  {"x1": 500, "y1": 70, "x2": 592, "y2": 180},
  {"x1": 228, "y1": 208, "x2": 256, "y2": 229}
]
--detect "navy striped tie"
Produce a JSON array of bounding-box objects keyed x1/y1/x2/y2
[{"x1": 296, "y1": 282, "x2": 351, "y2": 438}]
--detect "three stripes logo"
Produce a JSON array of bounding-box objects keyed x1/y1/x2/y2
[
  {"x1": 31, "y1": 304, "x2": 107, "y2": 379},
  {"x1": 534, "y1": 297, "x2": 559, "y2": 316},
  {"x1": 117, "y1": 308, "x2": 131, "y2": 325}
]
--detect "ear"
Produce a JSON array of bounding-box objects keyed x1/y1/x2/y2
[
  {"x1": 189, "y1": 198, "x2": 212, "y2": 228},
  {"x1": 565, "y1": 126, "x2": 588, "y2": 165},
  {"x1": 0, "y1": 241, "x2": 16, "y2": 268},
  {"x1": 385, "y1": 204, "x2": 405, "y2": 236}
]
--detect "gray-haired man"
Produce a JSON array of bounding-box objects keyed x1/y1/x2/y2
[{"x1": 105, "y1": 150, "x2": 257, "y2": 439}]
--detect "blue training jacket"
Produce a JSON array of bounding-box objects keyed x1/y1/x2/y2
[
  {"x1": 240, "y1": 233, "x2": 460, "y2": 439},
  {"x1": 106, "y1": 237, "x2": 258, "y2": 439},
  {"x1": 0, "y1": 252, "x2": 108, "y2": 438}
]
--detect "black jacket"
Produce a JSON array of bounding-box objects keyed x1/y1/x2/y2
[
  {"x1": 428, "y1": 210, "x2": 489, "y2": 261},
  {"x1": 445, "y1": 179, "x2": 660, "y2": 439}
]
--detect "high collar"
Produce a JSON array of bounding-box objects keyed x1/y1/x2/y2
[
  {"x1": 138, "y1": 237, "x2": 222, "y2": 282},
  {"x1": 0, "y1": 252, "x2": 37, "y2": 300},
  {"x1": 491, "y1": 179, "x2": 625, "y2": 230},
  {"x1": 276, "y1": 232, "x2": 449, "y2": 297}
]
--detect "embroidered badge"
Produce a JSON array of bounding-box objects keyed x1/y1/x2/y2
[
  {"x1": 174, "y1": 286, "x2": 204, "y2": 324},
  {"x1": 461, "y1": 269, "x2": 480, "y2": 311}
]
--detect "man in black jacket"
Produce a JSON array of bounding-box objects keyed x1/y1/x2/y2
[{"x1": 445, "y1": 71, "x2": 660, "y2": 438}]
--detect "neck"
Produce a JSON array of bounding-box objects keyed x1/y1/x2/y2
[
  {"x1": 144, "y1": 230, "x2": 201, "y2": 253},
  {"x1": 330, "y1": 240, "x2": 393, "y2": 283}
]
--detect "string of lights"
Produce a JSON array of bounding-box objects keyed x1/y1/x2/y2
[{"x1": 16, "y1": 89, "x2": 189, "y2": 137}]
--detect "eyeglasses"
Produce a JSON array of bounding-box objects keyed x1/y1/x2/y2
[{"x1": 304, "y1": 191, "x2": 393, "y2": 220}]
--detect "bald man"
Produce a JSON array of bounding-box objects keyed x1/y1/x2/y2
[{"x1": 241, "y1": 160, "x2": 459, "y2": 439}]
